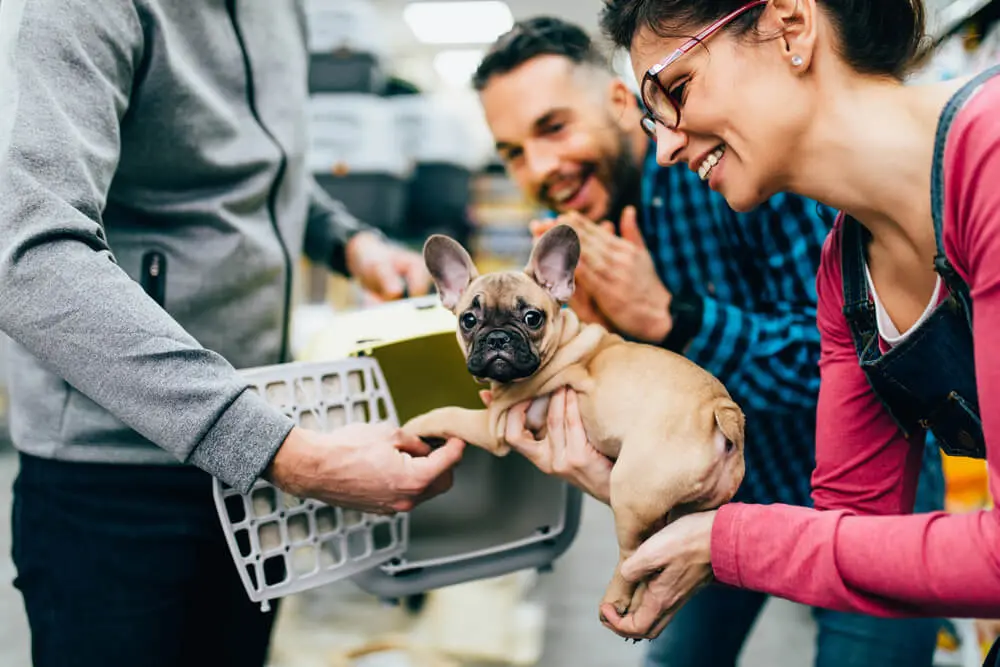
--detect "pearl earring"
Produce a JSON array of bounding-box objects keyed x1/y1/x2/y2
[{"x1": 791, "y1": 55, "x2": 804, "y2": 67}]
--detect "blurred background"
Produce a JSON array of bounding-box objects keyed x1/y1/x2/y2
[{"x1": 2, "y1": 0, "x2": 1000, "y2": 665}]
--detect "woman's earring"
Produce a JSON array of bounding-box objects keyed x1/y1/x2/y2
[{"x1": 791, "y1": 55, "x2": 804, "y2": 67}]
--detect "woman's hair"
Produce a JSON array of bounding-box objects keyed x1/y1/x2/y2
[{"x1": 599, "y1": 0, "x2": 928, "y2": 80}]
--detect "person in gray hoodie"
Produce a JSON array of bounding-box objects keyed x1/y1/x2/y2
[{"x1": 0, "y1": 1, "x2": 468, "y2": 665}]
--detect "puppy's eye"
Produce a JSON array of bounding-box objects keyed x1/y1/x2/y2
[
  {"x1": 460, "y1": 312, "x2": 478, "y2": 330},
  {"x1": 523, "y1": 310, "x2": 544, "y2": 329}
]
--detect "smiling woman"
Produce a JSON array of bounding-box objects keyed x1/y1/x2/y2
[
  {"x1": 601, "y1": 0, "x2": 929, "y2": 212},
  {"x1": 593, "y1": 0, "x2": 1000, "y2": 662}
]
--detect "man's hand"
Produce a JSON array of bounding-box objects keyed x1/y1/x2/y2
[
  {"x1": 600, "y1": 511, "x2": 717, "y2": 640},
  {"x1": 265, "y1": 423, "x2": 466, "y2": 514},
  {"x1": 345, "y1": 231, "x2": 433, "y2": 301},
  {"x1": 567, "y1": 207, "x2": 673, "y2": 343},
  {"x1": 482, "y1": 387, "x2": 613, "y2": 504}
]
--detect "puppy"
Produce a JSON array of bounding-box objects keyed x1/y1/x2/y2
[{"x1": 402, "y1": 224, "x2": 746, "y2": 624}]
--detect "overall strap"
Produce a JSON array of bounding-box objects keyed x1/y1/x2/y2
[
  {"x1": 840, "y1": 216, "x2": 877, "y2": 358},
  {"x1": 930, "y1": 64, "x2": 1000, "y2": 297}
]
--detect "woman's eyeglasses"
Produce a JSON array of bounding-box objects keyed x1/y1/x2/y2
[{"x1": 640, "y1": 0, "x2": 768, "y2": 139}]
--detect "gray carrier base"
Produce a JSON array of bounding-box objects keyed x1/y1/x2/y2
[{"x1": 214, "y1": 299, "x2": 582, "y2": 607}]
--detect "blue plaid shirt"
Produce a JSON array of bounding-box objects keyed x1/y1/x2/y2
[{"x1": 640, "y1": 145, "x2": 834, "y2": 507}]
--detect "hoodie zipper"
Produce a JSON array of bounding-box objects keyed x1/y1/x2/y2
[{"x1": 226, "y1": 0, "x2": 294, "y2": 363}]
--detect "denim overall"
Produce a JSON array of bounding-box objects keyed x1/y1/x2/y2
[{"x1": 840, "y1": 64, "x2": 1000, "y2": 666}]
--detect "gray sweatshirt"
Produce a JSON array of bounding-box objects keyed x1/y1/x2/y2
[{"x1": 0, "y1": 0, "x2": 371, "y2": 493}]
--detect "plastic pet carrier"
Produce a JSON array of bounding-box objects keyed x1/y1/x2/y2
[
  {"x1": 214, "y1": 297, "x2": 583, "y2": 608},
  {"x1": 308, "y1": 94, "x2": 412, "y2": 235}
]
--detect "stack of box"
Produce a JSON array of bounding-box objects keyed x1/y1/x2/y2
[
  {"x1": 391, "y1": 95, "x2": 485, "y2": 246},
  {"x1": 305, "y1": 0, "x2": 389, "y2": 95},
  {"x1": 302, "y1": 0, "x2": 413, "y2": 305},
  {"x1": 305, "y1": 0, "x2": 411, "y2": 236}
]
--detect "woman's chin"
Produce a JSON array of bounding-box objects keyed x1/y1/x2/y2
[{"x1": 717, "y1": 183, "x2": 765, "y2": 214}]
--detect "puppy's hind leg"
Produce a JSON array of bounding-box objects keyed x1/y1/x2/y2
[{"x1": 601, "y1": 441, "x2": 682, "y2": 620}]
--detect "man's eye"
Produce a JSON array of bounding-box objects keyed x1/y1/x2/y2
[
  {"x1": 541, "y1": 122, "x2": 565, "y2": 135},
  {"x1": 461, "y1": 312, "x2": 478, "y2": 330},
  {"x1": 502, "y1": 148, "x2": 523, "y2": 162}
]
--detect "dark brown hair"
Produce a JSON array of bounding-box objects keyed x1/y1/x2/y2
[
  {"x1": 473, "y1": 16, "x2": 611, "y2": 91},
  {"x1": 599, "y1": 0, "x2": 927, "y2": 80}
]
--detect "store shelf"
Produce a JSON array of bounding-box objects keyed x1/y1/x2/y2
[{"x1": 929, "y1": 0, "x2": 997, "y2": 44}]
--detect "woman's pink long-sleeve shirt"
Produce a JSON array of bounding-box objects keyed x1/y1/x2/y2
[{"x1": 710, "y1": 73, "x2": 1000, "y2": 618}]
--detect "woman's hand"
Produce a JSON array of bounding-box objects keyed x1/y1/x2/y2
[
  {"x1": 481, "y1": 387, "x2": 613, "y2": 504},
  {"x1": 600, "y1": 511, "x2": 717, "y2": 640}
]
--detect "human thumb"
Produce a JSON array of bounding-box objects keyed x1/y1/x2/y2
[
  {"x1": 620, "y1": 206, "x2": 645, "y2": 247},
  {"x1": 372, "y1": 262, "x2": 406, "y2": 300}
]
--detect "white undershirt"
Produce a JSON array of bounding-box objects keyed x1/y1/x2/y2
[{"x1": 863, "y1": 261, "x2": 942, "y2": 346}]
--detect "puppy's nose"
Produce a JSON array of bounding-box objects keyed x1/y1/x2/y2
[{"x1": 486, "y1": 330, "x2": 511, "y2": 350}]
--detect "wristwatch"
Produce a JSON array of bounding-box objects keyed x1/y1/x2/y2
[{"x1": 661, "y1": 291, "x2": 704, "y2": 354}]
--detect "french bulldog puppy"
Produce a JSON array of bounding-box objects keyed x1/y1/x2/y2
[{"x1": 401, "y1": 224, "x2": 745, "y2": 625}]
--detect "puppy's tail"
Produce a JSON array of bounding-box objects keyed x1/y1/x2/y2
[{"x1": 712, "y1": 397, "x2": 745, "y2": 454}]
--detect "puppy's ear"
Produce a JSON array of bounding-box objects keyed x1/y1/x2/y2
[
  {"x1": 525, "y1": 223, "x2": 580, "y2": 303},
  {"x1": 423, "y1": 235, "x2": 479, "y2": 311}
]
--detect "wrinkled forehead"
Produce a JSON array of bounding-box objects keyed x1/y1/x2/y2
[{"x1": 458, "y1": 274, "x2": 552, "y2": 312}]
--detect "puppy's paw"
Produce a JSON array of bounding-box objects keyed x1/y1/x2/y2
[{"x1": 601, "y1": 574, "x2": 638, "y2": 618}]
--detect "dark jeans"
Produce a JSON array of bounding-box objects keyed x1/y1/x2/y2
[{"x1": 10, "y1": 452, "x2": 280, "y2": 667}]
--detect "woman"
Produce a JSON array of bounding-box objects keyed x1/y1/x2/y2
[{"x1": 498, "y1": 0, "x2": 1000, "y2": 661}]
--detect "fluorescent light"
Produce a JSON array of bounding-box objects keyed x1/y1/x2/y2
[
  {"x1": 433, "y1": 49, "x2": 486, "y2": 87},
  {"x1": 403, "y1": 1, "x2": 514, "y2": 44}
]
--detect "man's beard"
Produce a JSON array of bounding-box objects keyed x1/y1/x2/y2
[
  {"x1": 539, "y1": 124, "x2": 642, "y2": 228},
  {"x1": 602, "y1": 127, "x2": 642, "y2": 230}
]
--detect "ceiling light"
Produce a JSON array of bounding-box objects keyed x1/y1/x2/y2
[
  {"x1": 433, "y1": 49, "x2": 486, "y2": 87},
  {"x1": 403, "y1": 1, "x2": 514, "y2": 44}
]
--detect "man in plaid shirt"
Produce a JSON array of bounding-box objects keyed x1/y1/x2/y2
[{"x1": 474, "y1": 16, "x2": 946, "y2": 667}]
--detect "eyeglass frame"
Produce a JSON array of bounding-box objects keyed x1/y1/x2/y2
[{"x1": 639, "y1": 0, "x2": 769, "y2": 139}]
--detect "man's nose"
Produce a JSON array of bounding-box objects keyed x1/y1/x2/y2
[
  {"x1": 655, "y1": 123, "x2": 688, "y2": 168},
  {"x1": 486, "y1": 330, "x2": 511, "y2": 349},
  {"x1": 524, "y1": 142, "x2": 559, "y2": 182}
]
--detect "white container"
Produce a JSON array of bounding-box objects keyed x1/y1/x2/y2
[
  {"x1": 214, "y1": 299, "x2": 583, "y2": 608},
  {"x1": 307, "y1": 94, "x2": 411, "y2": 177},
  {"x1": 304, "y1": 0, "x2": 388, "y2": 59}
]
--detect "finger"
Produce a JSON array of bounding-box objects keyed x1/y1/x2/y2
[
  {"x1": 620, "y1": 531, "x2": 673, "y2": 583},
  {"x1": 600, "y1": 600, "x2": 668, "y2": 640},
  {"x1": 373, "y1": 263, "x2": 406, "y2": 300},
  {"x1": 599, "y1": 220, "x2": 615, "y2": 234},
  {"x1": 395, "y1": 436, "x2": 433, "y2": 458},
  {"x1": 404, "y1": 262, "x2": 433, "y2": 297},
  {"x1": 546, "y1": 387, "x2": 568, "y2": 432},
  {"x1": 619, "y1": 206, "x2": 646, "y2": 248},
  {"x1": 417, "y1": 468, "x2": 455, "y2": 502},
  {"x1": 530, "y1": 219, "x2": 557, "y2": 237},
  {"x1": 411, "y1": 437, "x2": 466, "y2": 482},
  {"x1": 479, "y1": 390, "x2": 493, "y2": 406},
  {"x1": 504, "y1": 402, "x2": 544, "y2": 451}
]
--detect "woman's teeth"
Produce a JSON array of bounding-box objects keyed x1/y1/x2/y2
[{"x1": 698, "y1": 145, "x2": 726, "y2": 181}]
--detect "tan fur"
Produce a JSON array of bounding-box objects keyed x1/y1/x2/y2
[{"x1": 403, "y1": 228, "x2": 746, "y2": 622}]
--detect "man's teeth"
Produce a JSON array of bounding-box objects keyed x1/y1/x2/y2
[
  {"x1": 698, "y1": 146, "x2": 726, "y2": 181},
  {"x1": 551, "y1": 181, "x2": 583, "y2": 204}
]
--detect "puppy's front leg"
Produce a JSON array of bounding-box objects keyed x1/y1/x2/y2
[{"x1": 401, "y1": 407, "x2": 510, "y2": 456}]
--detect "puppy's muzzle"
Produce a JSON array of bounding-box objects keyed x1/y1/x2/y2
[{"x1": 467, "y1": 328, "x2": 540, "y2": 383}]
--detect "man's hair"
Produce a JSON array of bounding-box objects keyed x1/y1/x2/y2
[{"x1": 472, "y1": 16, "x2": 613, "y2": 91}]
